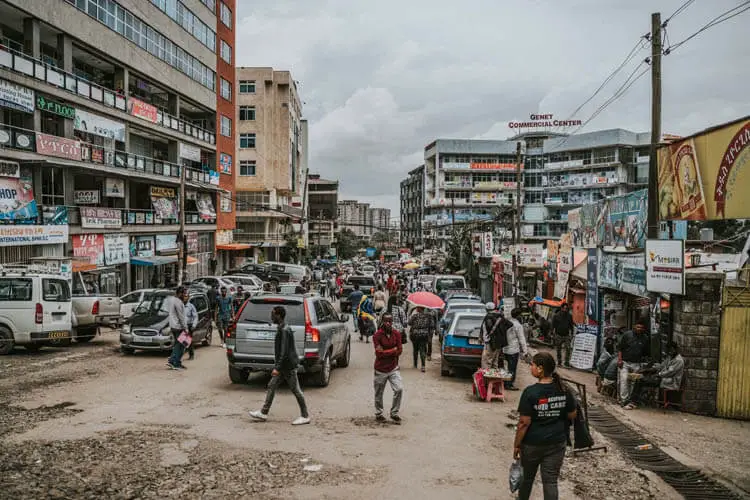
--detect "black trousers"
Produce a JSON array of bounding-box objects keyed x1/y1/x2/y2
[
  {"x1": 412, "y1": 338, "x2": 427, "y2": 367},
  {"x1": 629, "y1": 375, "x2": 660, "y2": 404},
  {"x1": 519, "y1": 441, "x2": 567, "y2": 500}
]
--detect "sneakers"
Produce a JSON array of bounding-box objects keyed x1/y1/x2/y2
[
  {"x1": 375, "y1": 415, "x2": 387, "y2": 423},
  {"x1": 188, "y1": 354, "x2": 195, "y2": 361},
  {"x1": 249, "y1": 410, "x2": 268, "y2": 421},
  {"x1": 166, "y1": 362, "x2": 183, "y2": 370},
  {"x1": 292, "y1": 416, "x2": 311, "y2": 426},
  {"x1": 390, "y1": 415, "x2": 402, "y2": 424},
  {"x1": 420, "y1": 367, "x2": 426, "y2": 373}
]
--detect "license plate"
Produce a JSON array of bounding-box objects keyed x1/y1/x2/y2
[
  {"x1": 134, "y1": 336, "x2": 153, "y2": 343},
  {"x1": 468, "y1": 338, "x2": 482, "y2": 345},
  {"x1": 250, "y1": 330, "x2": 275, "y2": 340},
  {"x1": 47, "y1": 331, "x2": 69, "y2": 339}
]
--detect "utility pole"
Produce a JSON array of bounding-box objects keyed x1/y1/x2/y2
[
  {"x1": 513, "y1": 141, "x2": 523, "y2": 304},
  {"x1": 298, "y1": 170, "x2": 309, "y2": 264},
  {"x1": 647, "y1": 12, "x2": 662, "y2": 239},
  {"x1": 177, "y1": 163, "x2": 186, "y2": 285}
]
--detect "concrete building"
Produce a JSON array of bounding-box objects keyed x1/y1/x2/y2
[
  {"x1": 307, "y1": 173, "x2": 338, "y2": 253},
  {"x1": 337, "y1": 200, "x2": 370, "y2": 238},
  {"x1": 234, "y1": 67, "x2": 305, "y2": 261},
  {"x1": 414, "y1": 129, "x2": 649, "y2": 250},
  {"x1": 0, "y1": 0, "x2": 236, "y2": 293},
  {"x1": 400, "y1": 164, "x2": 424, "y2": 249},
  {"x1": 369, "y1": 207, "x2": 391, "y2": 237}
]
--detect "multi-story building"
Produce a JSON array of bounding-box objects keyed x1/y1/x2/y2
[
  {"x1": 415, "y1": 129, "x2": 649, "y2": 250},
  {"x1": 0, "y1": 0, "x2": 236, "y2": 293},
  {"x1": 337, "y1": 200, "x2": 370, "y2": 238},
  {"x1": 307, "y1": 174, "x2": 338, "y2": 252},
  {"x1": 234, "y1": 67, "x2": 305, "y2": 261},
  {"x1": 400, "y1": 165, "x2": 424, "y2": 249},
  {"x1": 368, "y1": 207, "x2": 391, "y2": 237}
]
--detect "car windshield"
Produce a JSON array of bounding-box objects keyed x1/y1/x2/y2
[
  {"x1": 452, "y1": 317, "x2": 484, "y2": 337},
  {"x1": 239, "y1": 299, "x2": 305, "y2": 325},
  {"x1": 347, "y1": 277, "x2": 375, "y2": 287},
  {"x1": 437, "y1": 278, "x2": 466, "y2": 291},
  {"x1": 447, "y1": 305, "x2": 485, "y2": 316},
  {"x1": 136, "y1": 294, "x2": 172, "y2": 316}
]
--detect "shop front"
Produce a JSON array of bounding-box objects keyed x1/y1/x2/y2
[
  {"x1": 215, "y1": 229, "x2": 250, "y2": 273},
  {"x1": 71, "y1": 232, "x2": 129, "y2": 296},
  {"x1": 130, "y1": 235, "x2": 178, "y2": 289}
]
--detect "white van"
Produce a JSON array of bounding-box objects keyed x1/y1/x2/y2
[{"x1": 0, "y1": 272, "x2": 73, "y2": 354}]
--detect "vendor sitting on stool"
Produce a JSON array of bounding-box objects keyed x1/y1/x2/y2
[
  {"x1": 596, "y1": 337, "x2": 618, "y2": 394},
  {"x1": 623, "y1": 342, "x2": 684, "y2": 410}
]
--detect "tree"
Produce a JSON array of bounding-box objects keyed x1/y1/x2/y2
[
  {"x1": 279, "y1": 232, "x2": 299, "y2": 263},
  {"x1": 335, "y1": 229, "x2": 359, "y2": 260}
]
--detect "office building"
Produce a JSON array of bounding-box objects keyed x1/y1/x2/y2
[
  {"x1": 400, "y1": 164, "x2": 424, "y2": 248},
  {"x1": 337, "y1": 200, "x2": 370, "y2": 238},
  {"x1": 307, "y1": 173, "x2": 338, "y2": 252},
  {"x1": 369, "y1": 207, "x2": 391, "y2": 237},
  {"x1": 0, "y1": 0, "x2": 236, "y2": 292}
]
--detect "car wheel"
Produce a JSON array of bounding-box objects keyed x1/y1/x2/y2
[
  {"x1": 440, "y1": 358, "x2": 451, "y2": 377},
  {"x1": 315, "y1": 352, "x2": 331, "y2": 387},
  {"x1": 202, "y1": 325, "x2": 213, "y2": 346},
  {"x1": 338, "y1": 338, "x2": 351, "y2": 368},
  {"x1": 121, "y1": 347, "x2": 135, "y2": 355},
  {"x1": 228, "y1": 365, "x2": 249, "y2": 384},
  {"x1": 0, "y1": 327, "x2": 14, "y2": 355}
]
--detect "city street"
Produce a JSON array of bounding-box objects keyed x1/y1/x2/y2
[{"x1": 0, "y1": 327, "x2": 681, "y2": 500}]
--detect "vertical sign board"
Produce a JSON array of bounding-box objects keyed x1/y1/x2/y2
[
  {"x1": 586, "y1": 248, "x2": 599, "y2": 321},
  {"x1": 570, "y1": 324, "x2": 599, "y2": 370},
  {"x1": 645, "y1": 239, "x2": 685, "y2": 295}
]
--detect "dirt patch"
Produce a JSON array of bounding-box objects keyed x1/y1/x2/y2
[
  {"x1": 0, "y1": 401, "x2": 83, "y2": 438},
  {"x1": 0, "y1": 427, "x2": 377, "y2": 499}
]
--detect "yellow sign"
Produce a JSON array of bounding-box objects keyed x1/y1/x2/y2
[
  {"x1": 297, "y1": 238, "x2": 305, "y2": 249},
  {"x1": 657, "y1": 117, "x2": 750, "y2": 220}
]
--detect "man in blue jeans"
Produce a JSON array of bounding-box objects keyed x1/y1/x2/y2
[
  {"x1": 216, "y1": 286, "x2": 233, "y2": 345},
  {"x1": 503, "y1": 308, "x2": 529, "y2": 390},
  {"x1": 167, "y1": 286, "x2": 189, "y2": 370}
]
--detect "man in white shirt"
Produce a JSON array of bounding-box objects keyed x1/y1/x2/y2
[{"x1": 504, "y1": 308, "x2": 529, "y2": 390}]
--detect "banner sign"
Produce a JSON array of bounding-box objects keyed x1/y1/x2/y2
[
  {"x1": 0, "y1": 225, "x2": 68, "y2": 246},
  {"x1": 0, "y1": 160, "x2": 20, "y2": 178},
  {"x1": 197, "y1": 193, "x2": 216, "y2": 221},
  {"x1": 219, "y1": 153, "x2": 232, "y2": 174},
  {"x1": 127, "y1": 97, "x2": 158, "y2": 123},
  {"x1": 600, "y1": 189, "x2": 647, "y2": 250},
  {"x1": 586, "y1": 249, "x2": 599, "y2": 321},
  {"x1": 155, "y1": 233, "x2": 178, "y2": 253},
  {"x1": 554, "y1": 233, "x2": 572, "y2": 299},
  {"x1": 80, "y1": 207, "x2": 122, "y2": 229},
  {"x1": 658, "y1": 118, "x2": 750, "y2": 220},
  {"x1": 150, "y1": 186, "x2": 176, "y2": 198},
  {"x1": 104, "y1": 233, "x2": 129, "y2": 265},
  {"x1": 73, "y1": 234, "x2": 104, "y2": 266},
  {"x1": 186, "y1": 232, "x2": 199, "y2": 254},
  {"x1": 208, "y1": 170, "x2": 220, "y2": 185},
  {"x1": 547, "y1": 240, "x2": 558, "y2": 280},
  {"x1": 104, "y1": 178, "x2": 125, "y2": 198},
  {"x1": 0, "y1": 176, "x2": 37, "y2": 223},
  {"x1": 74, "y1": 190, "x2": 100, "y2": 205},
  {"x1": 646, "y1": 239, "x2": 685, "y2": 295},
  {"x1": 35, "y1": 133, "x2": 82, "y2": 160},
  {"x1": 151, "y1": 196, "x2": 178, "y2": 220},
  {"x1": 469, "y1": 162, "x2": 518, "y2": 171},
  {"x1": 0, "y1": 78, "x2": 34, "y2": 113},
  {"x1": 74, "y1": 109, "x2": 126, "y2": 142},
  {"x1": 569, "y1": 201, "x2": 604, "y2": 249},
  {"x1": 42, "y1": 205, "x2": 68, "y2": 225},
  {"x1": 599, "y1": 252, "x2": 647, "y2": 297},
  {"x1": 570, "y1": 324, "x2": 599, "y2": 370},
  {"x1": 517, "y1": 243, "x2": 544, "y2": 266},
  {"x1": 131, "y1": 235, "x2": 154, "y2": 257},
  {"x1": 178, "y1": 142, "x2": 201, "y2": 162},
  {"x1": 36, "y1": 95, "x2": 75, "y2": 119}
]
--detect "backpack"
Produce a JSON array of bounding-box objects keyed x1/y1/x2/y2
[{"x1": 486, "y1": 315, "x2": 511, "y2": 350}]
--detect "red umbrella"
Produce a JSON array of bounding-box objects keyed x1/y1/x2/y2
[{"x1": 406, "y1": 291, "x2": 444, "y2": 310}]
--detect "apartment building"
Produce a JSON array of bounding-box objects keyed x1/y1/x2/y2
[
  {"x1": 307, "y1": 173, "x2": 338, "y2": 252},
  {"x1": 400, "y1": 164, "x2": 424, "y2": 249},
  {"x1": 414, "y1": 129, "x2": 649, "y2": 250},
  {"x1": 337, "y1": 200, "x2": 370, "y2": 238},
  {"x1": 0, "y1": 0, "x2": 236, "y2": 293},
  {"x1": 234, "y1": 67, "x2": 305, "y2": 262},
  {"x1": 369, "y1": 207, "x2": 391, "y2": 237}
]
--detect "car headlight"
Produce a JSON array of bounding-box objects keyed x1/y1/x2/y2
[
  {"x1": 161, "y1": 325, "x2": 171, "y2": 336},
  {"x1": 121, "y1": 324, "x2": 131, "y2": 334}
]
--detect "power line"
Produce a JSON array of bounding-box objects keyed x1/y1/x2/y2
[
  {"x1": 664, "y1": 0, "x2": 695, "y2": 24},
  {"x1": 664, "y1": 1, "x2": 750, "y2": 54}
]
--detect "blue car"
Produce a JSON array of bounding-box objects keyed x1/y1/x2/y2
[
  {"x1": 439, "y1": 301, "x2": 487, "y2": 343},
  {"x1": 441, "y1": 312, "x2": 486, "y2": 377}
]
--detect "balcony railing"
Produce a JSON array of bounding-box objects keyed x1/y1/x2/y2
[
  {"x1": 0, "y1": 124, "x2": 218, "y2": 187},
  {"x1": 41, "y1": 206, "x2": 215, "y2": 227},
  {"x1": 234, "y1": 232, "x2": 287, "y2": 244},
  {"x1": 0, "y1": 44, "x2": 215, "y2": 146}
]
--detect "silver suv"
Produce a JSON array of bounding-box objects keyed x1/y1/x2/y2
[{"x1": 225, "y1": 294, "x2": 351, "y2": 387}]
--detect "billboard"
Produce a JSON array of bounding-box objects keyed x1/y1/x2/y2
[
  {"x1": 599, "y1": 252, "x2": 647, "y2": 297},
  {"x1": 599, "y1": 189, "x2": 647, "y2": 250},
  {"x1": 657, "y1": 117, "x2": 750, "y2": 220},
  {"x1": 568, "y1": 201, "x2": 604, "y2": 249},
  {"x1": 0, "y1": 176, "x2": 37, "y2": 223},
  {"x1": 646, "y1": 239, "x2": 685, "y2": 295}
]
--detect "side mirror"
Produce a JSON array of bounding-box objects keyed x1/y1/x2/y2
[{"x1": 340, "y1": 314, "x2": 350, "y2": 323}]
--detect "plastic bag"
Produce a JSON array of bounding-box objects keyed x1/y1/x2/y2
[{"x1": 509, "y1": 459, "x2": 523, "y2": 493}]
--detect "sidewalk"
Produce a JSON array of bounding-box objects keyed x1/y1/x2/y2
[{"x1": 550, "y1": 355, "x2": 750, "y2": 494}]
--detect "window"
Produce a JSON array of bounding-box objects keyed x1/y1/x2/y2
[
  {"x1": 220, "y1": 115, "x2": 232, "y2": 137},
  {"x1": 150, "y1": 0, "x2": 216, "y2": 51},
  {"x1": 220, "y1": 40, "x2": 232, "y2": 63},
  {"x1": 43, "y1": 279, "x2": 71, "y2": 302},
  {"x1": 240, "y1": 133, "x2": 256, "y2": 148},
  {"x1": 220, "y1": 78, "x2": 232, "y2": 101},
  {"x1": 239, "y1": 80, "x2": 256, "y2": 93},
  {"x1": 0, "y1": 278, "x2": 32, "y2": 301},
  {"x1": 239, "y1": 160, "x2": 256, "y2": 176},
  {"x1": 190, "y1": 295, "x2": 208, "y2": 313},
  {"x1": 220, "y1": 2, "x2": 232, "y2": 28},
  {"x1": 239, "y1": 106, "x2": 255, "y2": 121}
]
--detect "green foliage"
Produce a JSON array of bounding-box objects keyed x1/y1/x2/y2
[{"x1": 335, "y1": 229, "x2": 359, "y2": 260}]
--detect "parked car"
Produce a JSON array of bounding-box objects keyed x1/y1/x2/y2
[
  {"x1": 440, "y1": 312, "x2": 485, "y2": 377},
  {"x1": 417, "y1": 274, "x2": 436, "y2": 292},
  {"x1": 71, "y1": 272, "x2": 121, "y2": 342},
  {"x1": 119, "y1": 290, "x2": 213, "y2": 354},
  {"x1": 0, "y1": 272, "x2": 72, "y2": 354},
  {"x1": 227, "y1": 263, "x2": 290, "y2": 285},
  {"x1": 442, "y1": 289, "x2": 482, "y2": 303},
  {"x1": 192, "y1": 276, "x2": 238, "y2": 295},
  {"x1": 434, "y1": 275, "x2": 468, "y2": 295},
  {"x1": 278, "y1": 282, "x2": 302, "y2": 295},
  {"x1": 339, "y1": 276, "x2": 377, "y2": 312},
  {"x1": 119, "y1": 289, "x2": 158, "y2": 321},
  {"x1": 439, "y1": 301, "x2": 488, "y2": 343},
  {"x1": 264, "y1": 261, "x2": 311, "y2": 284},
  {"x1": 222, "y1": 274, "x2": 263, "y2": 296},
  {"x1": 225, "y1": 294, "x2": 351, "y2": 386}
]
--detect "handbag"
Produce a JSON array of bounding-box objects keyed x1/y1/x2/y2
[{"x1": 177, "y1": 330, "x2": 192, "y2": 347}]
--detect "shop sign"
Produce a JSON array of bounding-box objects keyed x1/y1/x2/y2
[
  {"x1": 547, "y1": 240, "x2": 558, "y2": 280},
  {"x1": 0, "y1": 176, "x2": 37, "y2": 223},
  {"x1": 469, "y1": 162, "x2": 518, "y2": 171},
  {"x1": 36, "y1": 95, "x2": 75, "y2": 119},
  {"x1": 186, "y1": 232, "x2": 198, "y2": 254},
  {"x1": 586, "y1": 249, "x2": 599, "y2": 321},
  {"x1": 35, "y1": 133, "x2": 82, "y2": 160},
  {"x1": 155, "y1": 234, "x2": 178, "y2": 253},
  {"x1": 645, "y1": 239, "x2": 685, "y2": 295},
  {"x1": 127, "y1": 97, "x2": 158, "y2": 123},
  {"x1": 599, "y1": 252, "x2": 647, "y2": 297},
  {"x1": 73, "y1": 234, "x2": 104, "y2": 266},
  {"x1": 0, "y1": 224, "x2": 67, "y2": 247},
  {"x1": 658, "y1": 118, "x2": 750, "y2": 220},
  {"x1": 208, "y1": 170, "x2": 220, "y2": 185},
  {"x1": 0, "y1": 78, "x2": 34, "y2": 113},
  {"x1": 74, "y1": 190, "x2": 100, "y2": 205},
  {"x1": 104, "y1": 178, "x2": 125, "y2": 198},
  {"x1": 570, "y1": 324, "x2": 599, "y2": 370},
  {"x1": 216, "y1": 229, "x2": 233, "y2": 246},
  {"x1": 516, "y1": 243, "x2": 543, "y2": 266},
  {"x1": 219, "y1": 153, "x2": 232, "y2": 174},
  {"x1": 104, "y1": 233, "x2": 129, "y2": 265},
  {"x1": 80, "y1": 207, "x2": 122, "y2": 229},
  {"x1": 150, "y1": 186, "x2": 176, "y2": 198},
  {"x1": 554, "y1": 233, "x2": 572, "y2": 299},
  {"x1": 131, "y1": 235, "x2": 154, "y2": 258},
  {"x1": 74, "y1": 109, "x2": 126, "y2": 142},
  {"x1": 178, "y1": 142, "x2": 201, "y2": 162},
  {"x1": 197, "y1": 193, "x2": 216, "y2": 220},
  {"x1": 0, "y1": 160, "x2": 20, "y2": 178}
]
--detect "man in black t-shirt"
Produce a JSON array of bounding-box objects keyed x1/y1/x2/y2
[
  {"x1": 551, "y1": 304, "x2": 574, "y2": 367},
  {"x1": 617, "y1": 319, "x2": 650, "y2": 404}
]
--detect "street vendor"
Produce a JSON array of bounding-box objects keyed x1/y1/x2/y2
[{"x1": 623, "y1": 342, "x2": 684, "y2": 410}]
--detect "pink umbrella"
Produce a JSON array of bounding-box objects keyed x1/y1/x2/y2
[{"x1": 406, "y1": 291, "x2": 445, "y2": 310}]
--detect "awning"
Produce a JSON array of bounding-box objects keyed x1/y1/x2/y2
[
  {"x1": 186, "y1": 256, "x2": 199, "y2": 265},
  {"x1": 216, "y1": 243, "x2": 251, "y2": 251},
  {"x1": 131, "y1": 255, "x2": 178, "y2": 266}
]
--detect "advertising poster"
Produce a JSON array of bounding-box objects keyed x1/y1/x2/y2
[
  {"x1": 127, "y1": 97, "x2": 158, "y2": 123},
  {"x1": 599, "y1": 252, "x2": 647, "y2": 297},
  {"x1": 546, "y1": 240, "x2": 558, "y2": 280},
  {"x1": 570, "y1": 324, "x2": 599, "y2": 370},
  {"x1": 586, "y1": 248, "x2": 599, "y2": 321},
  {"x1": 156, "y1": 234, "x2": 178, "y2": 253},
  {"x1": 42, "y1": 205, "x2": 68, "y2": 225},
  {"x1": 517, "y1": 243, "x2": 543, "y2": 266},
  {"x1": 132, "y1": 235, "x2": 154, "y2": 257},
  {"x1": 0, "y1": 78, "x2": 34, "y2": 113},
  {"x1": 197, "y1": 193, "x2": 216, "y2": 221},
  {"x1": 0, "y1": 176, "x2": 37, "y2": 223},
  {"x1": 73, "y1": 234, "x2": 105, "y2": 266},
  {"x1": 569, "y1": 201, "x2": 604, "y2": 248},
  {"x1": 80, "y1": 207, "x2": 121, "y2": 229},
  {"x1": 179, "y1": 142, "x2": 201, "y2": 162},
  {"x1": 150, "y1": 186, "x2": 178, "y2": 221},
  {"x1": 208, "y1": 170, "x2": 220, "y2": 185},
  {"x1": 554, "y1": 233, "x2": 572, "y2": 299},
  {"x1": 646, "y1": 239, "x2": 685, "y2": 295},
  {"x1": 104, "y1": 178, "x2": 125, "y2": 198},
  {"x1": 599, "y1": 189, "x2": 647, "y2": 250},
  {"x1": 104, "y1": 233, "x2": 129, "y2": 265},
  {"x1": 657, "y1": 118, "x2": 750, "y2": 220},
  {"x1": 186, "y1": 232, "x2": 199, "y2": 254},
  {"x1": 74, "y1": 109, "x2": 126, "y2": 142},
  {"x1": 219, "y1": 153, "x2": 232, "y2": 175},
  {"x1": 0, "y1": 225, "x2": 68, "y2": 246}
]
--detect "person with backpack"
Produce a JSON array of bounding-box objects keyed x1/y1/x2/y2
[
  {"x1": 504, "y1": 308, "x2": 529, "y2": 390},
  {"x1": 479, "y1": 302, "x2": 510, "y2": 369}
]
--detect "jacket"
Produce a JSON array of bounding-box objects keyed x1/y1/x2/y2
[
  {"x1": 274, "y1": 323, "x2": 299, "y2": 371},
  {"x1": 658, "y1": 354, "x2": 685, "y2": 391},
  {"x1": 503, "y1": 319, "x2": 528, "y2": 355},
  {"x1": 167, "y1": 296, "x2": 187, "y2": 331}
]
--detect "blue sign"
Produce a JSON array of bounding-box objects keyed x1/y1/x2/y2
[
  {"x1": 659, "y1": 220, "x2": 688, "y2": 240},
  {"x1": 208, "y1": 170, "x2": 220, "y2": 185},
  {"x1": 586, "y1": 248, "x2": 599, "y2": 321},
  {"x1": 366, "y1": 247, "x2": 376, "y2": 258}
]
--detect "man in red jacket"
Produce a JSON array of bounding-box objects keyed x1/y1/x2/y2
[{"x1": 373, "y1": 313, "x2": 404, "y2": 424}]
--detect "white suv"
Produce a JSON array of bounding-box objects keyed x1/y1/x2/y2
[{"x1": 0, "y1": 273, "x2": 73, "y2": 354}]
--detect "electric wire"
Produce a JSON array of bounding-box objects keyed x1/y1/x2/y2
[
  {"x1": 664, "y1": 1, "x2": 750, "y2": 54},
  {"x1": 664, "y1": 0, "x2": 695, "y2": 24}
]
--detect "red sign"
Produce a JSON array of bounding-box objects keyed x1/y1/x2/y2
[
  {"x1": 35, "y1": 133, "x2": 82, "y2": 161},
  {"x1": 127, "y1": 97, "x2": 158, "y2": 123},
  {"x1": 72, "y1": 233, "x2": 104, "y2": 266},
  {"x1": 470, "y1": 162, "x2": 518, "y2": 171}
]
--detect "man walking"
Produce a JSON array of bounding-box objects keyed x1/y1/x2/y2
[
  {"x1": 504, "y1": 308, "x2": 529, "y2": 390},
  {"x1": 551, "y1": 303, "x2": 574, "y2": 367},
  {"x1": 184, "y1": 293, "x2": 199, "y2": 360},
  {"x1": 216, "y1": 286, "x2": 233, "y2": 346},
  {"x1": 166, "y1": 286, "x2": 188, "y2": 370},
  {"x1": 373, "y1": 313, "x2": 404, "y2": 423},
  {"x1": 408, "y1": 306, "x2": 434, "y2": 372},
  {"x1": 349, "y1": 283, "x2": 363, "y2": 332},
  {"x1": 249, "y1": 306, "x2": 310, "y2": 425}
]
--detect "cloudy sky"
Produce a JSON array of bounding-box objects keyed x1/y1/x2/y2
[{"x1": 236, "y1": 0, "x2": 750, "y2": 216}]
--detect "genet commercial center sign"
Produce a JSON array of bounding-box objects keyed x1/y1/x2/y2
[{"x1": 508, "y1": 113, "x2": 582, "y2": 129}]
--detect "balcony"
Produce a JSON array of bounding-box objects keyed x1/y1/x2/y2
[
  {"x1": 234, "y1": 232, "x2": 287, "y2": 245},
  {"x1": 0, "y1": 45, "x2": 215, "y2": 146},
  {"x1": 56, "y1": 207, "x2": 216, "y2": 229}
]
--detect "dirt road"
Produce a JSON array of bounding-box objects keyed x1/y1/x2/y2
[{"x1": 0, "y1": 328, "x2": 678, "y2": 499}]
